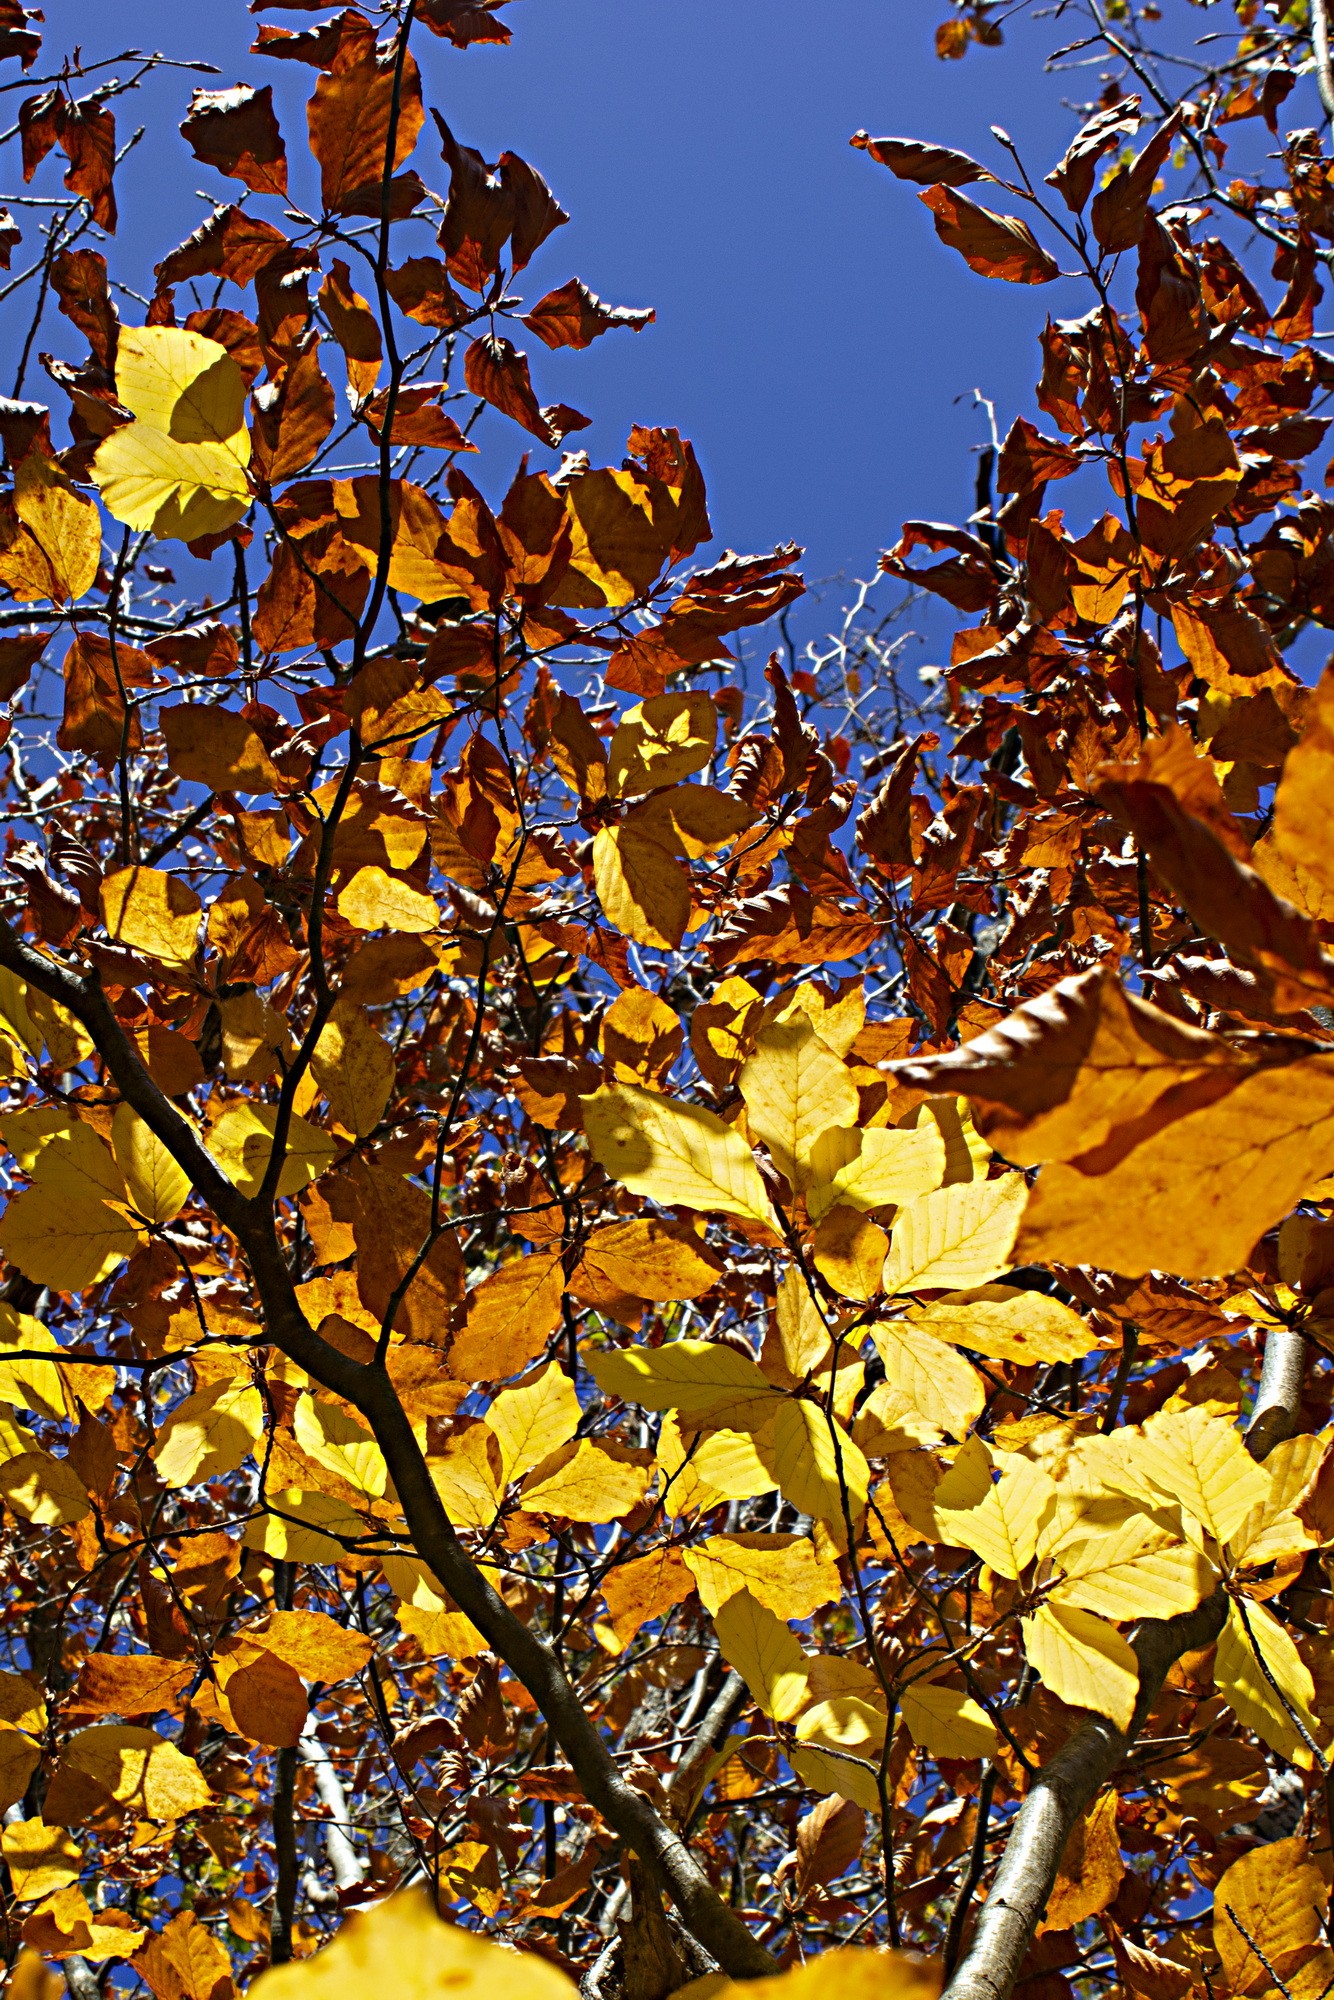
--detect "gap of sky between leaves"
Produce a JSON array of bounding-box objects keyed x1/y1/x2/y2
[{"x1": 28, "y1": 0, "x2": 1324, "y2": 659}]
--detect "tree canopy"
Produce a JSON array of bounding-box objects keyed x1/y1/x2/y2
[{"x1": 0, "y1": 4, "x2": 1333, "y2": 2000}]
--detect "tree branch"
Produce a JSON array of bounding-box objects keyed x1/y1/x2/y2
[{"x1": 0, "y1": 920, "x2": 777, "y2": 1980}]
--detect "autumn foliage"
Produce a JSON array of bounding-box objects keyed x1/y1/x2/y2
[{"x1": 2, "y1": 2, "x2": 1334, "y2": 1999}]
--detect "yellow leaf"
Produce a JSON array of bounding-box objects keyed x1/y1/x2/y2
[
  {"x1": 882, "y1": 1176, "x2": 1026, "y2": 1293},
  {"x1": 295, "y1": 1394, "x2": 388, "y2": 1500},
  {"x1": 0, "y1": 1179, "x2": 139, "y2": 1292},
  {"x1": 759, "y1": 1398, "x2": 869, "y2": 1528},
  {"x1": 1216, "y1": 1597, "x2": 1321, "y2": 1767},
  {"x1": 161, "y1": 703, "x2": 281, "y2": 795},
  {"x1": 935, "y1": 1450, "x2": 1056, "y2": 1578},
  {"x1": 0, "y1": 1723, "x2": 39, "y2": 1812},
  {"x1": 684, "y1": 1532, "x2": 841, "y2": 1620},
  {"x1": 1049, "y1": 1515, "x2": 1216, "y2": 1620},
  {"x1": 208, "y1": 1101, "x2": 338, "y2": 1197},
  {"x1": 520, "y1": 1439, "x2": 650, "y2": 1522},
  {"x1": 788, "y1": 1741, "x2": 881, "y2": 1812},
  {"x1": 1135, "y1": 1405, "x2": 1270, "y2": 1546},
  {"x1": 101, "y1": 865, "x2": 202, "y2": 965},
  {"x1": 900, "y1": 1682, "x2": 999, "y2": 1759},
  {"x1": 806, "y1": 1122, "x2": 947, "y2": 1223},
  {"x1": 871, "y1": 1321, "x2": 985, "y2": 1438},
  {"x1": 582, "y1": 1081, "x2": 778, "y2": 1230},
  {"x1": 592, "y1": 821, "x2": 691, "y2": 949},
  {"x1": 608, "y1": 691, "x2": 717, "y2": 797},
  {"x1": 1021, "y1": 1602, "x2": 1138, "y2": 1729},
  {"x1": 0, "y1": 1318, "x2": 70, "y2": 1425},
  {"x1": 20, "y1": 1885, "x2": 146, "y2": 1961},
  {"x1": 337, "y1": 864, "x2": 440, "y2": 934},
  {"x1": 242, "y1": 1488, "x2": 367, "y2": 1564},
  {"x1": 0, "y1": 453, "x2": 100, "y2": 606},
  {"x1": 486, "y1": 1362, "x2": 581, "y2": 1483},
  {"x1": 712, "y1": 1587, "x2": 811, "y2": 1720},
  {"x1": 1229, "y1": 1430, "x2": 1325, "y2": 1567},
  {"x1": 428, "y1": 1422, "x2": 502, "y2": 1528},
  {"x1": 47, "y1": 1725, "x2": 212, "y2": 1823},
  {"x1": 739, "y1": 1017, "x2": 859, "y2": 1190},
  {"x1": 656, "y1": 1412, "x2": 778, "y2": 1515},
  {"x1": 812, "y1": 1205, "x2": 888, "y2": 1300},
  {"x1": 769, "y1": 1266, "x2": 834, "y2": 1380},
  {"x1": 590, "y1": 1338, "x2": 776, "y2": 1418},
  {"x1": 1039, "y1": 1789, "x2": 1123, "y2": 1933},
  {"x1": 312, "y1": 1004, "x2": 395, "y2": 1137},
  {"x1": 0, "y1": 1450, "x2": 89, "y2": 1526},
  {"x1": 1214, "y1": 1836, "x2": 1334, "y2": 2000},
  {"x1": 901, "y1": 1283, "x2": 1097, "y2": 1365},
  {"x1": 111, "y1": 1104, "x2": 191, "y2": 1225},
  {"x1": 450, "y1": 1247, "x2": 564, "y2": 1380},
  {"x1": 1, "y1": 1821, "x2": 82, "y2": 1901},
  {"x1": 1269, "y1": 663, "x2": 1334, "y2": 913},
  {"x1": 155, "y1": 1379, "x2": 264, "y2": 1490},
  {"x1": 91, "y1": 326, "x2": 251, "y2": 541},
  {"x1": 247, "y1": 1888, "x2": 577, "y2": 2000}
]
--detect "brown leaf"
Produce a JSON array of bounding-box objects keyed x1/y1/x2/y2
[
  {"x1": 250, "y1": 339, "x2": 335, "y2": 483},
  {"x1": 318, "y1": 259, "x2": 382, "y2": 399},
  {"x1": 251, "y1": 9, "x2": 375, "y2": 69},
  {"x1": 1089, "y1": 110, "x2": 1180, "y2": 254},
  {"x1": 182, "y1": 84, "x2": 287, "y2": 196},
  {"x1": 57, "y1": 632, "x2": 152, "y2": 759},
  {"x1": 52, "y1": 249, "x2": 118, "y2": 370},
  {"x1": 70, "y1": 1654, "x2": 193, "y2": 1720},
  {"x1": 384, "y1": 255, "x2": 470, "y2": 329},
  {"x1": 434, "y1": 111, "x2": 568, "y2": 292},
  {"x1": 465, "y1": 334, "x2": 580, "y2": 447},
  {"x1": 850, "y1": 130, "x2": 987, "y2": 185},
  {"x1": 522, "y1": 277, "x2": 654, "y2": 350},
  {"x1": 58, "y1": 98, "x2": 117, "y2": 233},
  {"x1": 1046, "y1": 98, "x2": 1141, "y2": 214},
  {"x1": 306, "y1": 41, "x2": 424, "y2": 214},
  {"x1": 155, "y1": 205, "x2": 288, "y2": 292},
  {"x1": 919, "y1": 184, "x2": 1058, "y2": 283},
  {"x1": 0, "y1": 630, "x2": 47, "y2": 701}
]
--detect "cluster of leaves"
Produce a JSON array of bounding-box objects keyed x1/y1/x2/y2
[{"x1": 1, "y1": 2, "x2": 1334, "y2": 2000}]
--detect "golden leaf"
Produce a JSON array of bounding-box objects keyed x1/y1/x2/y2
[
  {"x1": 101, "y1": 865, "x2": 202, "y2": 965},
  {"x1": 1020, "y1": 1602, "x2": 1138, "y2": 1729},
  {"x1": 582, "y1": 1082, "x2": 779, "y2": 1230},
  {"x1": 881, "y1": 1176, "x2": 1026, "y2": 1293},
  {"x1": 92, "y1": 327, "x2": 252, "y2": 541}
]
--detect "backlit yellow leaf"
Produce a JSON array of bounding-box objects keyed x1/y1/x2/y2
[
  {"x1": 154, "y1": 1378, "x2": 264, "y2": 1489},
  {"x1": 684, "y1": 1532, "x2": 841, "y2": 1620},
  {"x1": 871, "y1": 1321, "x2": 985, "y2": 1438},
  {"x1": 337, "y1": 865, "x2": 440, "y2": 934},
  {"x1": 739, "y1": 1017, "x2": 859, "y2": 1190},
  {"x1": 312, "y1": 1004, "x2": 396, "y2": 1137},
  {"x1": 583, "y1": 1081, "x2": 779, "y2": 1230},
  {"x1": 935, "y1": 1450, "x2": 1056, "y2": 1578},
  {"x1": 1021, "y1": 1602, "x2": 1138, "y2": 1729},
  {"x1": 101, "y1": 866, "x2": 202, "y2": 966},
  {"x1": 208, "y1": 1101, "x2": 338, "y2": 1198},
  {"x1": 111, "y1": 1104, "x2": 191, "y2": 1226},
  {"x1": 1216, "y1": 1597, "x2": 1322, "y2": 1767},
  {"x1": 712, "y1": 1587, "x2": 810, "y2": 1720},
  {"x1": 882, "y1": 1176, "x2": 1026, "y2": 1293},
  {"x1": 486, "y1": 1363, "x2": 581, "y2": 1483},
  {"x1": 295, "y1": 1394, "x2": 388, "y2": 1501},
  {"x1": 247, "y1": 1887, "x2": 577, "y2": 2000},
  {"x1": 806, "y1": 1122, "x2": 947, "y2": 1223},
  {"x1": 608, "y1": 691, "x2": 716, "y2": 797},
  {"x1": 901, "y1": 1284, "x2": 1097, "y2": 1365},
  {"x1": 520, "y1": 1439, "x2": 650, "y2": 1521},
  {"x1": 47, "y1": 1725, "x2": 212, "y2": 1823},
  {"x1": 91, "y1": 326, "x2": 251, "y2": 542},
  {"x1": 900, "y1": 1682, "x2": 999, "y2": 1759}
]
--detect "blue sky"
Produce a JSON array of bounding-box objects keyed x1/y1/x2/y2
[{"x1": 20, "y1": 1, "x2": 1317, "y2": 647}]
